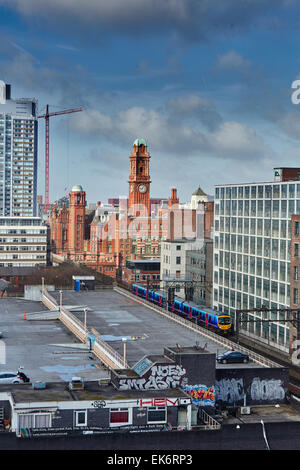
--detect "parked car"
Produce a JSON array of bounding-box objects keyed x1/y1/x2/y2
[
  {"x1": 217, "y1": 350, "x2": 249, "y2": 364},
  {"x1": 0, "y1": 332, "x2": 2, "y2": 338},
  {"x1": 0, "y1": 369, "x2": 30, "y2": 384}
]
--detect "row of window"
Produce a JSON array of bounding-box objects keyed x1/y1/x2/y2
[
  {"x1": 163, "y1": 255, "x2": 181, "y2": 265},
  {"x1": 134, "y1": 274, "x2": 160, "y2": 281},
  {"x1": 216, "y1": 199, "x2": 300, "y2": 218},
  {"x1": 0, "y1": 246, "x2": 46, "y2": 251},
  {"x1": 0, "y1": 254, "x2": 45, "y2": 259},
  {"x1": 216, "y1": 234, "x2": 290, "y2": 257},
  {"x1": 18, "y1": 406, "x2": 168, "y2": 433},
  {"x1": 216, "y1": 218, "x2": 291, "y2": 237},
  {"x1": 215, "y1": 183, "x2": 300, "y2": 200},
  {"x1": 215, "y1": 275, "x2": 289, "y2": 303},
  {"x1": 215, "y1": 290, "x2": 289, "y2": 318},
  {"x1": 216, "y1": 260, "x2": 289, "y2": 284}
]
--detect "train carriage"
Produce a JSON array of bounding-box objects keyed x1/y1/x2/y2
[{"x1": 131, "y1": 283, "x2": 232, "y2": 334}]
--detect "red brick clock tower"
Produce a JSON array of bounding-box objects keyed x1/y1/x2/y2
[
  {"x1": 69, "y1": 184, "x2": 86, "y2": 254},
  {"x1": 128, "y1": 138, "x2": 151, "y2": 216}
]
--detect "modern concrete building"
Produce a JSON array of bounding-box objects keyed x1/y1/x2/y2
[
  {"x1": 186, "y1": 240, "x2": 213, "y2": 307},
  {"x1": 0, "y1": 81, "x2": 38, "y2": 217},
  {"x1": 0, "y1": 216, "x2": 48, "y2": 267},
  {"x1": 213, "y1": 167, "x2": 300, "y2": 354},
  {"x1": 160, "y1": 239, "x2": 203, "y2": 297},
  {"x1": 160, "y1": 192, "x2": 214, "y2": 303}
]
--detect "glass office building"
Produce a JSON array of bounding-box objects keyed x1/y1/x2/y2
[
  {"x1": 0, "y1": 81, "x2": 38, "y2": 217},
  {"x1": 212, "y1": 177, "x2": 300, "y2": 353}
]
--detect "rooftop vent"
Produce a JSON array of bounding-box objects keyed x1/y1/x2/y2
[
  {"x1": 69, "y1": 376, "x2": 84, "y2": 390},
  {"x1": 32, "y1": 381, "x2": 46, "y2": 390},
  {"x1": 98, "y1": 377, "x2": 110, "y2": 386}
]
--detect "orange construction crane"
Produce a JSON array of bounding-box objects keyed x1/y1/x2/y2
[{"x1": 38, "y1": 105, "x2": 83, "y2": 213}]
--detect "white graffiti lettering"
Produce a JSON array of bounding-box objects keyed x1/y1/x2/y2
[
  {"x1": 215, "y1": 378, "x2": 244, "y2": 404},
  {"x1": 250, "y1": 378, "x2": 285, "y2": 401},
  {"x1": 119, "y1": 364, "x2": 186, "y2": 391}
]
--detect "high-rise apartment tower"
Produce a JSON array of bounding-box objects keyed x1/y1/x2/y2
[{"x1": 0, "y1": 81, "x2": 38, "y2": 216}]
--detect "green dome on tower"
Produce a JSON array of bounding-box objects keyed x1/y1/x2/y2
[
  {"x1": 71, "y1": 184, "x2": 83, "y2": 192},
  {"x1": 133, "y1": 138, "x2": 147, "y2": 147}
]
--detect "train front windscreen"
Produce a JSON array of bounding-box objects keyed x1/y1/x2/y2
[{"x1": 218, "y1": 316, "x2": 232, "y2": 326}]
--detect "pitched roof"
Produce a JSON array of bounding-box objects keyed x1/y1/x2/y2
[{"x1": 192, "y1": 186, "x2": 207, "y2": 196}]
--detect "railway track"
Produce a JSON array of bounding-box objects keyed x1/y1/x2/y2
[{"x1": 115, "y1": 282, "x2": 300, "y2": 396}]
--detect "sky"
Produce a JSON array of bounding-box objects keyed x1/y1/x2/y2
[{"x1": 1, "y1": 0, "x2": 300, "y2": 205}]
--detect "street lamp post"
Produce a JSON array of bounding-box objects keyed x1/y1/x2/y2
[
  {"x1": 122, "y1": 337, "x2": 127, "y2": 368},
  {"x1": 84, "y1": 308, "x2": 87, "y2": 334},
  {"x1": 59, "y1": 290, "x2": 63, "y2": 309}
]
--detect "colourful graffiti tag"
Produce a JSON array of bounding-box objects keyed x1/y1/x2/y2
[{"x1": 182, "y1": 384, "x2": 215, "y2": 406}]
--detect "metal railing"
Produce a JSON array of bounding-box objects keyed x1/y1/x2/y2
[
  {"x1": 114, "y1": 286, "x2": 281, "y2": 369},
  {"x1": 41, "y1": 289, "x2": 58, "y2": 311},
  {"x1": 199, "y1": 409, "x2": 221, "y2": 430},
  {"x1": 90, "y1": 327, "x2": 128, "y2": 369},
  {"x1": 41, "y1": 287, "x2": 126, "y2": 370}
]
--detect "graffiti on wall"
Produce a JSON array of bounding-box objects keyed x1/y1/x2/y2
[
  {"x1": 216, "y1": 377, "x2": 286, "y2": 404},
  {"x1": 119, "y1": 364, "x2": 187, "y2": 391},
  {"x1": 215, "y1": 378, "x2": 244, "y2": 404},
  {"x1": 250, "y1": 378, "x2": 285, "y2": 401},
  {"x1": 181, "y1": 384, "x2": 215, "y2": 406}
]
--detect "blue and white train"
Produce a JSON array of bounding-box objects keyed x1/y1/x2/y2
[{"x1": 131, "y1": 283, "x2": 233, "y2": 334}]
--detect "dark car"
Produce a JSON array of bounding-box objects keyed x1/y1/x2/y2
[{"x1": 217, "y1": 350, "x2": 249, "y2": 364}]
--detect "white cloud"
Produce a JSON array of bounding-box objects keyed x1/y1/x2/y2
[
  {"x1": 217, "y1": 50, "x2": 252, "y2": 71},
  {"x1": 71, "y1": 98, "x2": 272, "y2": 162}
]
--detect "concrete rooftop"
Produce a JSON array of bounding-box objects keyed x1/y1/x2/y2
[
  {"x1": 0, "y1": 297, "x2": 108, "y2": 383},
  {"x1": 0, "y1": 288, "x2": 274, "y2": 386},
  {"x1": 51, "y1": 289, "x2": 268, "y2": 370}
]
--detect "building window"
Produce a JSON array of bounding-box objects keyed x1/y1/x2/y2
[
  {"x1": 295, "y1": 266, "x2": 299, "y2": 281},
  {"x1": 294, "y1": 288, "x2": 299, "y2": 305},
  {"x1": 176, "y1": 257, "x2": 181, "y2": 265},
  {"x1": 18, "y1": 412, "x2": 51, "y2": 434},
  {"x1": 296, "y1": 222, "x2": 300, "y2": 236},
  {"x1": 147, "y1": 406, "x2": 166, "y2": 424},
  {"x1": 74, "y1": 410, "x2": 87, "y2": 427},
  {"x1": 176, "y1": 245, "x2": 181, "y2": 251},
  {"x1": 296, "y1": 244, "x2": 299, "y2": 257},
  {"x1": 110, "y1": 408, "x2": 131, "y2": 427}
]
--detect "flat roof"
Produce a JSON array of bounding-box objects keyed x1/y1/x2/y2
[
  {"x1": 1, "y1": 380, "x2": 189, "y2": 404},
  {"x1": 215, "y1": 180, "x2": 300, "y2": 188},
  {"x1": 50, "y1": 289, "x2": 270, "y2": 370},
  {"x1": 72, "y1": 276, "x2": 95, "y2": 280},
  {"x1": 126, "y1": 259, "x2": 160, "y2": 264},
  {"x1": 0, "y1": 298, "x2": 108, "y2": 383}
]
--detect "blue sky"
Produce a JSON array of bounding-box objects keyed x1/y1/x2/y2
[{"x1": 1, "y1": 0, "x2": 300, "y2": 205}]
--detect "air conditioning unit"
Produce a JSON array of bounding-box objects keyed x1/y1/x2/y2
[{"x1": 240, "y1": 406, "x2": 251, "y2": 415}]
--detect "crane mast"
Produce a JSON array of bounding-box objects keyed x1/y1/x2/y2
[{"x1": 38, "y1": 105, "x2": 82, "y2": 213}]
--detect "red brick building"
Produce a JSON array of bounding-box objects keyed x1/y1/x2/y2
[
  {"x1": 50, "y1": 139, "x2": 203, "y2": 280},
  {"x1": 290, "y1": 214, "x2": 300, "y2": 353},
  {"x1": 50, "y1": 140, "x2": 170, "y2": 278}
]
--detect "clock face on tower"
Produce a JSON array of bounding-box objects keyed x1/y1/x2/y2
[{"x1": 138, "y1": 184, "x2": 147, "y2": 194}]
